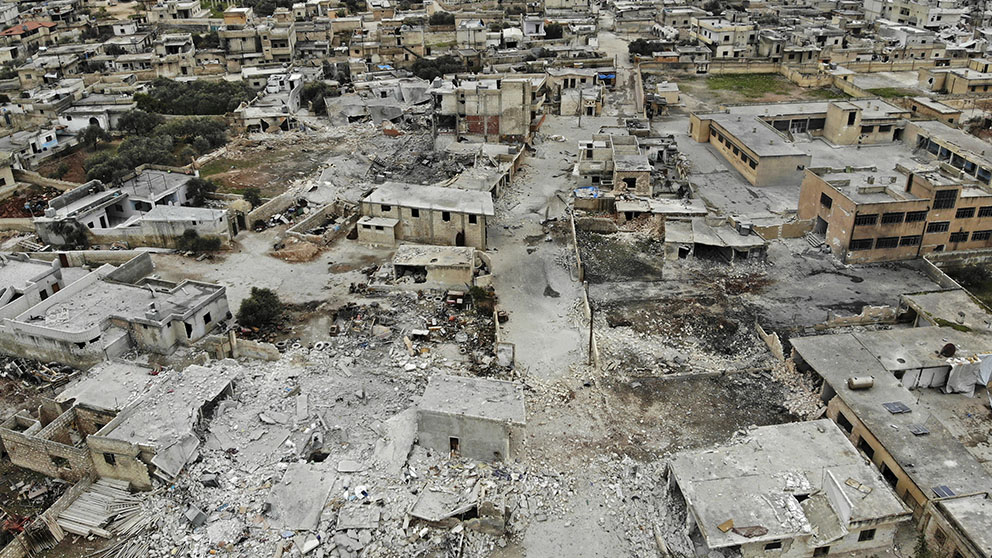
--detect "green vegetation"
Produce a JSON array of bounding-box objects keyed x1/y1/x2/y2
[
  {"x1": 544, "y1": 22, "x2": 563, "y2": 40},
  {"x1": 200, "y1": 0, "x2": 227, "y2": 18},
  {"x1": 199, "y1": 156, "x2": 261, "y2": 177},
  {"x1": 176, "y1": 229, "x2": 222, "y2": 253},
  {"x1": 186, "y1": 177, "x2": 218, "y2": 206},
  {"x1": 242, "y1": 187, "x2": 262, "y2": 208},
  {"x1": 135, "y1": 78, "x2": 256, "y2": 115},
  {"x1": 237, "y1": 287, "x2": 283, "y2": 328},
  {"x1": 428, "y1": 11, "x2": 454, "y2": 25},
  {"x1": 865, "y1": 87, "x2": 916, "y2": 98},
  {"x1": 706, "y1": 74, "x2": 792, "y2": 98},
  {"x1": 947, "y1": 264, "x2": 992, "y2": 308},
  {"x1": 411, "y1": 55, "x2": 464, "y2": 81},
  {"x1": 193, "y1": 30, "x2": 221, "y2": 48},
  {"x1": 80, "y1": 124, "x2": 110, "y2": 149},
  {"x1": 934, "y1": 317, "x2": 973, "y2": 332},
  {"x1": 84, "y1": 114, "x2": 229, "y2": 183},
  {"x1": 301, "y1": 81, "x2": 338, "y2": 115},
  {"x1": 628, "y1": 38, "x2": 665, "y2": 56}
]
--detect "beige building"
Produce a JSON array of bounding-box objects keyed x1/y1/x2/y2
[
  {"x1": 430, "y1": 75, "x2": 548, "y2": 142},
  {"x1": 358, "y1": 182, "x2": 494, "y2": 250},
  {"x1": 791, "y1": 329, "x2": 992, "y2": 558},
  {"x1": 689, "y1": 16, "x2": 755, "y2": 59}
]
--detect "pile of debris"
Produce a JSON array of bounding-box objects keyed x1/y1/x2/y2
[
  {"x1": 254, "y1": 198, "x2": 312, "y2": 231},
  {"x1": 0, "y1": 355, "x2": 77, "y2": 387}
]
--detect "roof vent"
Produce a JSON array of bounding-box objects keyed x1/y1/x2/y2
[
  {"x1": 847, "y1": 376, "x2": 874, "y2": 390},
  {"x1": 940, "y1": 342, "x2": 956, "y2": 357}
]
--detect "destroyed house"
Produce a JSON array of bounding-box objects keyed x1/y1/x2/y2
[
  {"x1": 389, "y1": 244, "x2": 476, "y2": 287},
  {"x1": 669, "y1": 420, "x2": 911, "y2": 558},
  {"x1": 85, "y1": 361, "x2": 240, "y2": 490},
  {"x1": 418, "y1": 374, "x2": 525, "y2": 462},
  {"x1": 791, "y1": 331, "x2": 992, "y2": 557},
  {"x1": 0, "y1": 254, "x2": 229, "y2": 367},
  {"x1": 430, "y1": 75, "x2": 548, "y2": 142},
  {"x1": 359, "y1": 182, "x2": 494, "y2": 250}
]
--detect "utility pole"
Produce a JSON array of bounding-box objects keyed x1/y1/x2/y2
[{"x1": 585, "y1": 280, "x2": 593, "y2": 366}]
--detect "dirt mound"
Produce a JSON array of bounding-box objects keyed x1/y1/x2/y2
[{"x1": 271, "y1": 239, "x2": 321, "y2": 262}]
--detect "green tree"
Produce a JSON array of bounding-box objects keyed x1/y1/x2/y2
[
  {"x1": 83, "y1": 151, "x2": 131, "y2": 184},
  {"x1": 544, "y1": 22, "x2": 563, "y2": 40},
  {"x1": 50, "y1": 162, "x2": 69, "y2": 180},
  {"x1": 118, "y1": 109, "x2": 164, "y2": 135},
  {"x1": 186, "y1": 177, "x2": 217, "y2": 206},
  {"x1": 428, "y1": 11, "x2": 454, "y2": 25},
  {"x1": 237, "y1": 287, "x2": 283, "y2": 328},
  {"x1": 176, "y1": 229, "x2": 222, "y2": 252},
  {"x1": 193, "y1": 31, "x2": 220, "y2": 49},
  {"x1": 242, "y1": 187, "x2": 262, "y2": 208},
  {"x1": 80, "y1": 124, "x2": 110, "y2": 149},
  {"x1": 302, "y1": 81, "x2": 337, "y2": 115},
  {"x1": 410, "y1": 55, "x2": 464, "y2": 80},
  {"x1": 134, "y1": 78, "x2": 256, "y2": 115}
]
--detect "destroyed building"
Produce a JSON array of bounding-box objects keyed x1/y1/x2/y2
[
  {"x1": 358, "y1": 182, "x2": 494, "y2": 250},
  {"x1": 85, "y1": 361, "x2": 240, "y2": 490},
  {"x1": 791, "y1": 328, "x2": 992, "y2": 557},
  {"x1": 379, "y1": 244, "x2": 483, "y2": 289},
  {"x1": 418, "y1": 374, "x2": 525, "y2": 462},
  {"x1": 430, "y1": 75, "x2": 548, "y2": 143},
  {"x1": 669, "y1": 420, "x2": 911, "y2": 557}
]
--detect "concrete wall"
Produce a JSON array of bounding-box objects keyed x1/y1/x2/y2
[
  {"x1": 417, "y1": 410, "x2": 512, "y2": 461},
  {"x1": 0, "y1": 410, "x2": 93, "y2": 482},
  {"x1": 362, "y1": 203, "x2": 488, "y2": 250},
  {"x1": 86, "y1": 434, "x2": 153, "y2": 490}
]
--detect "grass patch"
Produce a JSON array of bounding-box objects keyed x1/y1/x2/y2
[
  {"x1": 201, "y1": 0, "x2": 226, "y2": 18},
  {"x1": 804, "y1": 87, "x2": 851, "y2": 100},
  {"x1": 866, "y1": 87, "x2": 916, "y2": 98},
  {"x1": 944, "y1": 264, "x2": 992, "y2": 309},
  {"x1": 934, "y1": 317, "x2": 972, "y2": 332},
  {"x1": 199, "y1": 156, "x2": 261, "y2": 177},
  {"x1": 706, "y1": 74, "x2": 793, "y2": 98}
]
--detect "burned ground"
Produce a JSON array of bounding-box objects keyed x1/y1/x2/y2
[{"x1": 576, "y1": 230, "x2": 665, "y2": 283}]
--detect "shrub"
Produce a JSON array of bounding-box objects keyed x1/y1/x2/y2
[
  {"x1": 237, "y1": 287, "x2": 283, "y2": 328},
  {"x1": 242, "y1": 187, "x2": 262, "y2": 208},
  {"x1": 176, "y1": 229, "x2": 222, "y2": 252},
  {"x1": 428, "y1": 11, "x2": 454, "y2": 25},
  {"x1": 186, "y1": 177, "x2": 217, "y2": 206}
]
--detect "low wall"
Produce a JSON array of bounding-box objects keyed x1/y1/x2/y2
[
  {"x1": 13, "y1": 169, "x2": 80, "y2": 191},
  {"x1": 247, "y1": 191, "x2": 296, "y2": 226},
  {"x1": 25, "y1": 250, "x2": 157, "y2": 267},
  {"x1": 820, "y1": 305, "x2": 898, "y2": 329},
  {"x1": 286, "y1": 202, "x2": 359, "y2": 245},
  {"x1": 833, "y1": 75, "x2": 874, "y2": 98},
  {"x1": 0, "y1": 218, "x2": 36, "y2": 232},
  {"x1": 919, "y1": 256, "x2": 964, "y2": 290},
  {"x1": 750, "y1": 219, "x2": 813, "y2": 241},
  {"x1": 104, "y1": 252, "x2": 153, "y2": 284}
]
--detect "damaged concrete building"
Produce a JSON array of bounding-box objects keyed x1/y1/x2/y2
[
  {"x1": 664, "y1": 217, "x2": 767, "y2": 262},
  {"x1": 0, "y1": 254, "x2": 229, "y2": 367},
  {"x1": 85, "y1": 361, "x2": 240, "y2": 490},
  {"x1": 32, "y1": 168, "x2": 235, "y2": 249},
  {"x1": 430, "y1": 75, "x2": 548, "y2": 143},
  {"x1": 376, "y1": 244, "x2": 485, "y2": 289},
  {"x1": 358, "y1": 182, "x2": 494, "y2": 250},
  {"x1": 791, "y1": 328, "x2": 992, "y2": 558},
  {"x1": 417, "y1": 374, "x2": 525, "y2": 462},
  {"x1": 670, "y1": 419, "x2": 911, "y2": 557}
]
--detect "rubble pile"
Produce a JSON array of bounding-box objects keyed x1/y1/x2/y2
[{"x1": 0, "y1": 354, "x2": 77, "y2": 387}]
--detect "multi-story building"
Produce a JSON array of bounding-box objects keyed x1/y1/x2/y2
[
  {"x1": 864, "y1": 0, "x2": 965, "y2": 28},
  {"x1": 689, "y1": 16, "x2": 755, "y2": 59},
  {"x1": 146, "y1": 0, "x2": 208, "y2": 22},
  {"x1": 431, "y1": 75, "x2": 547, "y2": 143}
]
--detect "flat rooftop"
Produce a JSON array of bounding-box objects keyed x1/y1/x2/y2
[
  {"x1": 817, "y1": 168, "x2": 919, "y2": 204},
  {"x1": 791, "y1": 332, "x2": 992, "y2": 498},
  {"x1": 911, "y1": 120, "x2": 992, "y2": 169},
  {"x1": 365, "y1": 182, "x2": 495, "y2": 216},
  {"x1": 118, "y1": 170, "x2": 192, "y2": 201},
  {"x1": 707, "y1": 113, "x2": 807, "y2": 158},
  {"x1": 903, "y1": 289, "x2": 992, "y2": 333},
  {"x1": 670, "y1": 419, "x2": 909, "y2": 549},
  {"x1": 935, "y1": 494, "x2": 992, "y2": 556},
  {"x1": 393, "y1": 244, "x2": 474, "y2": 268},
  {"x1": 910, "y1": 97, "x2": 960, "y2": 115},
  {"x1": 0, "y1": 256, "x2": 56, "y2": 291},
  {"x1": 419, "y1": 374, "x2": 525, "y2": 425},
  {"x1": 17, "y1": 272, "x2": 221, "y2": 332},
  {"x1": 56, "y1": 361, "x2": 154, "y2": 412}
]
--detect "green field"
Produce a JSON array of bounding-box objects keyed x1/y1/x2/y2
[
  {"x1": 706, "y1": 74, "x2": 793, "y2": 98},
  {"x1": 803, "y1": 87, "x2": 852, "y2": 100}
]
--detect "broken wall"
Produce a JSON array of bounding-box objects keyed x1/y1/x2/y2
[
  {"x1": 417, "y1": 411, "x2": 513, "y2": 462},
  {"x1": 0, "y1": 408, "x2": 93, "y2": 482},
  {"x1": 85, "y1": 434, "x2": 153, "y2": 491}
]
